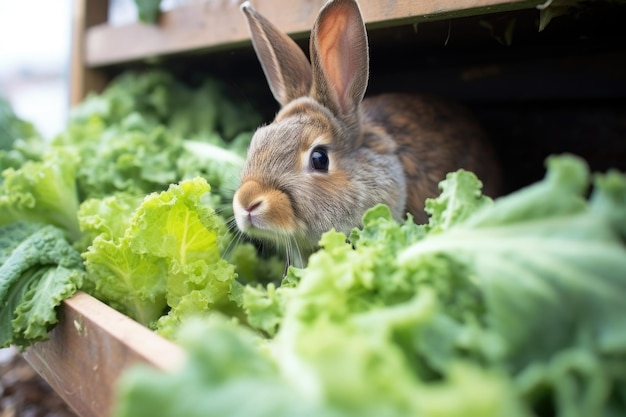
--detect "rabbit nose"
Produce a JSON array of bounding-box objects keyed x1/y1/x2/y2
[{"x1": 246, "y1": 200, "x2": 262, "y2": 213}]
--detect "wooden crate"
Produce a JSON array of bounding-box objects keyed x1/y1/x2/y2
[
  {"x1": 24, "y1": 0, "x2": 626, "y2": 416},
  {"x1": 69, "y1": 0, "x2": 545, "y2": 104},
  {"x1": 23, "y1": 292, "x2": 185, "y2": 417}
]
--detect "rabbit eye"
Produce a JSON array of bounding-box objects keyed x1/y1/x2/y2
[{"x1": 310, "y1": 147, "x2": 329, "y2": 172}]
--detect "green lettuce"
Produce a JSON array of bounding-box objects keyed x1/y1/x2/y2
[
  {"x1": 115, "y1": 154, "x2": 626, "y2": 417},
  {"x1": 0, "y1": 147, "x2": 82, "y2": 242},
  {"x1": 0, "y1": 71, "x2": 271, "y2": 350},
  {"x1": 81, "y1": 177, "x2": 244, "y2": 332},
  {"x1": 0, "y1": 95, "x2": 43, "y2": 173},
  {"x1": 75, "y1": 116, "x2": 184, "y2": 199},
  {"x1": 0, "y1": 221, "x2": 85, "y2": 349},
  {"x1": 54, "y1": 71, "x2": 260, "y2": 204}
]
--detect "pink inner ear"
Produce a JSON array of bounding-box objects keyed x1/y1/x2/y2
[{"x1": 316, "y1": 7, "x2": 358, "y2": 113}]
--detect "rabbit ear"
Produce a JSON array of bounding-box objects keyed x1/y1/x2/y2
[
  {"x1": 241, "y1": 2, "x2": 313, "y2": 106},
  {"x1": 310, "y1": 0, "x2": 369, "y2": 124}
]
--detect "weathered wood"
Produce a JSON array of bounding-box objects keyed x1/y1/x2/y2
[
  {"x1": 70, "y1": 0, "x2": 109, "y2": 105},
  {"x1": 85, "y1": 0, "x2": 543, "y2": 67},
  {"x1": 22, "y1": 292, "x2": 186, "y2": 417}
]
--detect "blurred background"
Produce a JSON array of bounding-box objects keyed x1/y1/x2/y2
[
  {"x1": 0, "y1": 0, "x2": 180, "y2": 140},
  {"x1": 0, "y1": 0, "x2": 72, "y2": 140}
]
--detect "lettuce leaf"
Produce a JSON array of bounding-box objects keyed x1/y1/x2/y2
[
  {"x1": 0, "y1": 95, "x2": 43, "y2": 173},
  {"x1": 0, "y1": 148, "x2": 82, "y2": 242},
  {"x1": 114, "y1": 317, "x2": 336, "y2": 417},
  {"x1": 82, "y1": 177, "x2": 244, "y2": 331},
  {"x1": 400, "y1": 156, "x2": 626, "y2": 362},
  {"x1": 0, "y1": 221, "x2": 84, "y2": 349}
]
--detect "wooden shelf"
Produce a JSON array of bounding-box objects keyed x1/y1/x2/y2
[
  {"x1": 84, "y1": 0, "x2": 543, "y2": 67},
  {"x1": 22, "y1": 292, "x2": 185, "y2": 417}
]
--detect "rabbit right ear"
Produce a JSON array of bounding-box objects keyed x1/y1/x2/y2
[
  {"x1": 309, "y1": 0, "x2": 369, "y2": 126},
  {"x1": 241, "y1": 2, "x2": 313, "y2": 106}
]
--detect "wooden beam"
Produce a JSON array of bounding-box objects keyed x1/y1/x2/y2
[
  {"x1": 22, "y1": 291, "x2": 185, "y2": 417},
  {"x1": 85, "y1": 0, "x2": 543, "y2": 67},
  {"x1": 70, "y1": 0, "x2": 109, "y2": 105}
]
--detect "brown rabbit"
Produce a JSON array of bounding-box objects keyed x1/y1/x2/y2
[{"x1": 233, "y1": 0, "x2": 500, "y2": 266}]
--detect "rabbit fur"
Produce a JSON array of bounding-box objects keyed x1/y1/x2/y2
[{"x1": 233, "y1": 0, "x2": 500, "y2": 266}]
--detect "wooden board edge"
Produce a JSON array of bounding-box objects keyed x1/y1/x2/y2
[
  {"x1": 85, "y1": 0, "x2": 543, "y2": 67},
  {"x1": 22, "y1": 291, "x2": 186, "y2": 417},
  {"x1": 70, "y1": 0, "x2": 109, "y2": 105}
]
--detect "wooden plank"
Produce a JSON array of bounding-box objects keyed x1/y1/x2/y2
[
  {"x1": 85, "y1": 0, "x2": 543, "y2": 67},
  {"x1": 22, "y1": 291, "x2": 186, "y2": 417},
  {"x1": 70, "y1": 0, "x2": 109, "y2": 105}
]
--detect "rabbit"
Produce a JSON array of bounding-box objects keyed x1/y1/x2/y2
[{"x1": 232, "y1": 0, "x2": 500, "y2": 267}]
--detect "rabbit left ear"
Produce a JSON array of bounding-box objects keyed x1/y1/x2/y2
[
  {"x1": 241, "y1": 2, "x2": 313, "y2": 106},
  {"x1": 310, "y1": 0, "x2": 369, "y2": 123}
]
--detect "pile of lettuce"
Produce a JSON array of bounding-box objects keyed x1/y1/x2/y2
[
  {"x1": 115, "y1": 155, "x2": 626, "y2": 417},
  {"x1": 0, "y1": 70, "x2": 279, "y2": 349},
  {"x1": 2, "y1": 69, "x2": 626, "y2": 416}
]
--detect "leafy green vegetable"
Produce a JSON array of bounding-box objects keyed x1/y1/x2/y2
[
  {"x1": 134, "y1": 0, "x2": 162, "y2": 24},
  {"x1": 0, "y1": 70, "x2": 272, "y2": 350},
  {"x1": 75, "y1": 116, "x2": 184, "y2": 199},
  {"x1": 0, "y1": 147, "x2": 82, "y2": 242},
  {"x1": 54, "y1": 70, "x2": 260, "y2": 205},
  {"x1": 424, "y1": 169, "x2": 493, "y2": 232},
  {"x1": 0, "y1": 221, "x2": 85, "y2": 349},
  {"x1": 0, "y1": 96, "x2": 43, "y2": 173},
  {"x1": 227, "y1": 240, "x2": 285, "y2": 285},
  {"x1": 115, "y1": 155, "x2": 626, "y2": 417},
  {"x1": 78, "y1": 192, "x2": 144, "y2": 244},
  {"x1": 177, "y1": 138, "x2": 247, "y2": 217},
  {"x1": 114, "y1": 317, "x2": 332, "y2": 417},
  {"x1": 402, "y1": 156, "x2": 626, "y2": 362},
  {"x1": 81, "y1": 177, "x2": 244, "y2": 332},
  {"x1": 64, "y1": 71, "x2": 176, "y2": 128}
]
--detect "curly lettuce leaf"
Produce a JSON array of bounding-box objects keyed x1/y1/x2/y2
[
  {"x1": 114, "y1": 317, "x2": 334, "y2": 417},
  {"x1": 227, "y1": 242, "x2": 284, "y2": 285},
  {"x1": 75, "y1": 116, "x2": 184, "y2": 199},
  {"x1": 397, "y1": 155, "x2": 626, "y2": 415},
  {"x1": 53, "y1": 71, "x2": 260, "y2": 202},
  {"x1": 400, "y1": 156, "x2": 626, "y2": 361},
  {"x1": 0, "y1": 95, "x2": 44, "y2": 173},
  {"x1": 0, "y1": 221, "x2": 84, "y2": 349},
  {"x1": 66, "y1": 71, "x2": 177, "y2": 128},
  {"x1": 425, "y1": 169, "x2": 493, "y2": 232},
  {"x1": 78, "y1": 192, "x2": 144, "y2": 243},
  {"x1": 82, "y1": 177, "x2": 243, "y2": 332},
  {"x1": 115, "y1": 313, "x2": 528, "y2": 417},
  {"x1": 243, "y1": 275, "x2": 298, "y2": 338},
  {"x1": 82, "y1": 235, "x2": 169, "y2": 327},
  {"x1": 177, "y1": 139, "x2": 245, "y2": 215},
  {"x1": 0, "y1": 147, "x2": 82, "y2": 242}
]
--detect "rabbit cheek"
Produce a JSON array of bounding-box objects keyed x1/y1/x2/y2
[{"x1": 233, "y1": 180, "x2": 297, "y2": 236}]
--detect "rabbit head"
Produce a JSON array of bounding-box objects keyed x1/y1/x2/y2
[{"x1": 233, "y1": 0, "x2": 407, "y2": 266}]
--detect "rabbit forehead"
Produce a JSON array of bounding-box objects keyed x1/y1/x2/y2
[
  {"x1": 247, "y1": 116, "x2": 332, "y2": 163},
  {"x1": 243, "y1": 121, "x2": 304, "y2": 181}
]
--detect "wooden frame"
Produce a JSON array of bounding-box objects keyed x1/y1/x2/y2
[
  {"x1": 70, "y1": 0, "x2": 545, "y2": 103},
  {"x1": 85, "y1": 0, "x2": 542, "y2": 66},
  {"x1": 23, "y1": 292, "x2": 185, "y2": 417},
  {"x1": 70, "y1": 0, "x2": 109, "y2": 105}
]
